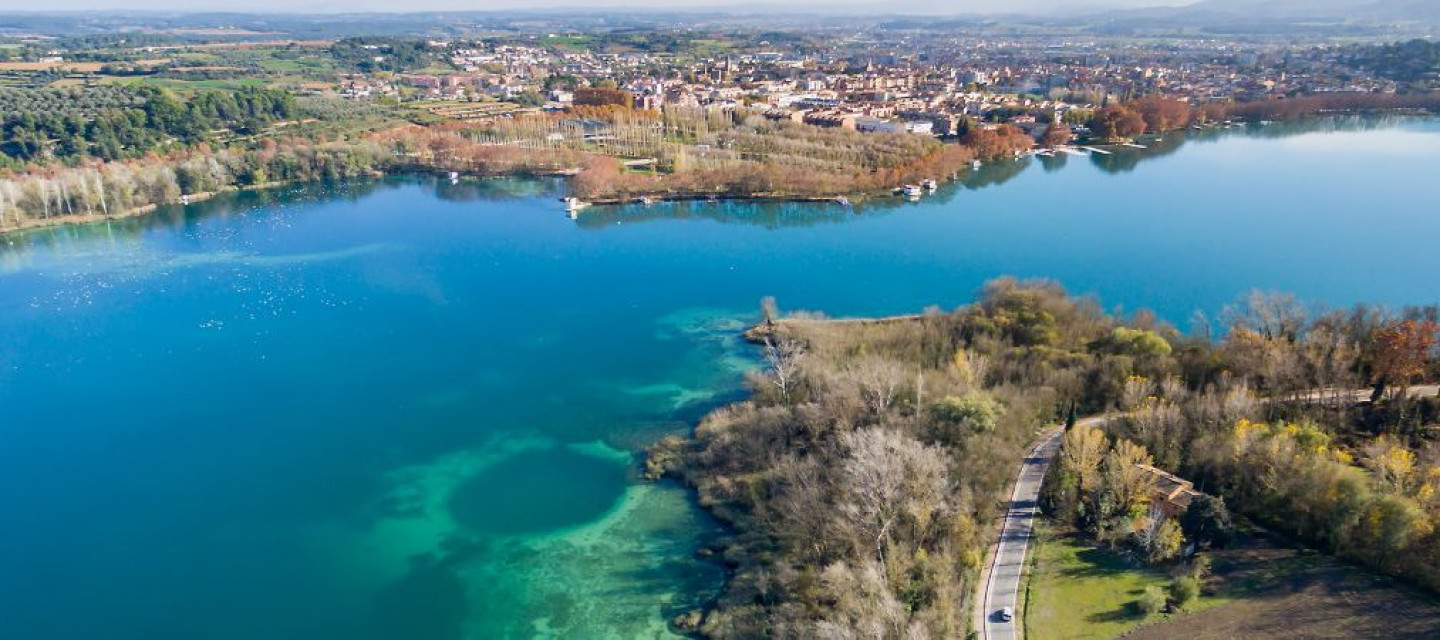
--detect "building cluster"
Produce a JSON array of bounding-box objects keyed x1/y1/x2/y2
[{"x1": 334, "y1": 32, "x2": 1406, "y2": 134}]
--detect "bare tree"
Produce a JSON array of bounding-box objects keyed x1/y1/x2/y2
[
  {"x1": 763, "y1": 337, "x2": 807, "y2": 404},
  {"x1": 1223, "y1": 290, "x2": 1308, "y2": 342},
  {"x1": 848, "y1": 356, "x2": 908, "y2": 415},
  {"x1": 836, "y1": 429, "x2": 950, "y2": 572},
  {"x1": 760, "y1": 295, "x2": 779, "y2": 326}
]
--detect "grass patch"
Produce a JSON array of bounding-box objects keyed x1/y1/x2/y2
[{"x1": 1026, "y1": 526, "x2": 1219, "y2": 640}]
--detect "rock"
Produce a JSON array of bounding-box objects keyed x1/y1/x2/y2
[{"x1": 671, "y1": 609, "x2": 704, "y2": 632}]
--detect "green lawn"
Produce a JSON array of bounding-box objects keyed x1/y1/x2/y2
[{"x1": 1026, "y1": 527, "x2": 1220, "y2": 640}]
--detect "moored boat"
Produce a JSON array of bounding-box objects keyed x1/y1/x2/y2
[{"x1": 563, "y1": 197, "x2": 591, "y2": 218}]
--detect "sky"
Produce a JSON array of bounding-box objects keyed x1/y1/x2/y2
[{"x1": 2, "y1": 0, "x2": 1197, "y2": 15}]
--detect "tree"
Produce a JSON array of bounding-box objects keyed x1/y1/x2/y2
[
  {"x1": 762, "y1": 337, "x2": 806, "y2": 404},
  {"x1": 837, "y1": 428, "x2": 951, "y2": 570},
  {"x1": 848, "y1": 356, "x2": 908, "y2": 415},
  {"x1": 1088, "y1": 106, "x2": 1146, "y2": 140},
  {"x1": 513, "y1": 91, "x2": 546, "y2": 107},
  {"x1": 930, "y1": 392, "x2": 1002, "y2": 434},
  {"x1": 760, "y1": 295, "x2": 779, "y2": 325},
  {"x1": 574, "y1": 87, "x2": 633, "y2": 108},
  {"x1": 961, "y1": 124, "x2": 1034, "y2": 161},
  {"x1": 1370, "y1": 319, "x2": 1439, "y2": 400},
  {"x1": 1097, "y1": 327, "x2": 1173, "y2": 359},
  {"x1": 1062, "y1": 426, "x2": 1109, "y2": 494},
  {"x1": 1365, "y1": 436, "x2": 1418, "y2": 494},
  {"x1": 1135, "y1": 504, "x2": 1185, "y2": 563},
  {"x1": 1039, "y1": 121, "x2": 1072, "y2": 148},
  {"x1": 1223, "y1": 290, "x2": 1308, "y2": 342},
  {"x1": 1130, "y1": 97, "x2": 1193, "y2": 132},
  {"x1": 1100, "y1": 440, "x2": 1156, "y2": 526},
  {"x1": 1180, "y1": 494, "x2": 1234, "y2": 549}
]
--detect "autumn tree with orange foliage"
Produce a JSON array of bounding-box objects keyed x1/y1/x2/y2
[
  {"x1": 962, "y1": 124, "x2": 1034, "y2": 161},
  {"x1": 1370, "y1": 319, "x2": 1440, "y2": 400},
  {"x1": 1039, "y1": 121, "x2": 1073, "y2": 148},
  {"x1": 1089, "y1": 106, "x2": 1147, "y2": 140},
  {"x1": 573, "y1": 88, "x2": 634, "y2": 109},
  {"x1": 1130, "y1": 97, "x2": 1193, "y2": 132}
]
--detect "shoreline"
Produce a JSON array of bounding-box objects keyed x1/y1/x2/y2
[
  {"x1": 0, "y1": 167, "x2": 922, "y2": 238},
  {"x1": 6, "y1": 111, "x2": 1434, "y2": 238},
  {"x1": 0, "y1": 177, "x2": 331, "y2": 238}
]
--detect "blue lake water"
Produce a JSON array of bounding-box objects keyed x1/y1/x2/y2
[{"x1": 2, "y1": 117, "x2": 1439, "y2": 639}]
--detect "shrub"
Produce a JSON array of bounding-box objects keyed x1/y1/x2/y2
[
  {"x1": 1137, "y1": 586, "x2": 1166, "y2": 616},
  {"x1": 1170, "y1": 576, "x2": 1200, "y2": 610}
]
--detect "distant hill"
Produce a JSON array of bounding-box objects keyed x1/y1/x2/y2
[{"x1": 1183, "y1": 0, "x2": 1440, "y2": 21}]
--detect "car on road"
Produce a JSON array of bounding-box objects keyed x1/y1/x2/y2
[{"x1": 998, "y1": 607, "x2": 1013, "y2": 622}]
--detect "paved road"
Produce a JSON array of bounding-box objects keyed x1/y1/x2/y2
[
  {"x1": 977, "y1": 423, "x2": 1070, "y2": 640},
  {"x1": 972, "y1": 385, "x2": 1440, "y2": 640}
]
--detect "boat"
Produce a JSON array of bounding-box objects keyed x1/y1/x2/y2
[
  {"x1": 972, "y1": 159, "x2": 983, "y2": 170},
  {"x1": 637, "y1": 196, "x2": 655, "y2": 206},
  {"x1": 921, "y1": 179, "x2": 938, "y2": 191},
  {"x1": 902, "y1": 184, "x2": 923, "y2": 198},
  {"x1": 835, "y1": 196, "x2": 852, "y2": 207},
  {"x1": 447, "y1": 171, "x2": 459, "y2": 181},
  {"x1": 563, "y1": 197, "x2": 591, "y2": 218}
]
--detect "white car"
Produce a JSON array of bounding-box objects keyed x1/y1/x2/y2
[{"x1": 998, "y1": 607, "x2": 1014, "y2": 622}]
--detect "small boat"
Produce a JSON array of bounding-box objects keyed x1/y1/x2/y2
[
  {"x1": 563, "y1": 197, "x2": 591, "y2": 218},
  {"x1": 972, "y1": 160, "x2": 983, "y2": 170},
  {"x1": 921, "y1": 179, "x2": 938, "y2": 191},
  {"x1": 637, "y1": 196, "x2": 655, "y2": 205},
  {"x1": 902, "y1": 184, "x2": 923, "y2": 198},
  {"x1": 180, "y1": 194, "x2": 191, "y2": 205},
  {"x1": 835, "y1": 196, "x2": 852, "y2": 207},
  {"x1": 447, "y1": 171, "x2": 459, "y2": 181}
]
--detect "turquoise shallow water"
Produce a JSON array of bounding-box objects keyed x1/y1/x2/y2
[{"x1": 2, "y1": 117, "x2": 1440, "y2": 639}]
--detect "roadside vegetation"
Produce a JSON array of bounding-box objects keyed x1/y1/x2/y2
[{"x1": 643, "y1": 279, "x2": 1439, "y2": 639}]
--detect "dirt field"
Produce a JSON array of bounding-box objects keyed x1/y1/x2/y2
[{"x1": 1123, "y1": 531, "x2": 1440, "y2": 640}]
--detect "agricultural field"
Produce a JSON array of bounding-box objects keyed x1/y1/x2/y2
[{"x1": 409, "y1": 100, "x2": 534, "y2": 122}]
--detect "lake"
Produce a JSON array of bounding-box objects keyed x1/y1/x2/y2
[{"x1": 2, "y1": 117, "x2": 1439, "y2": 640}]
